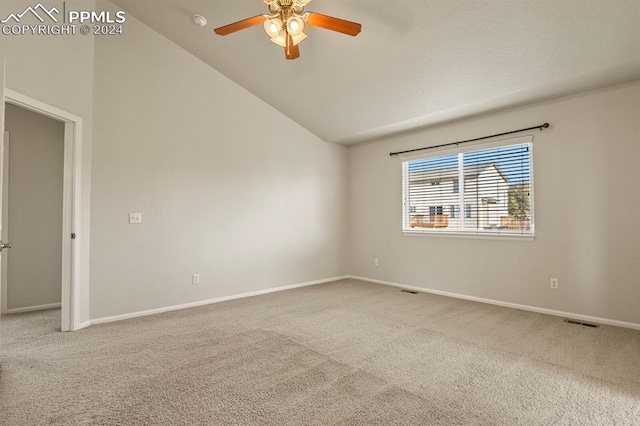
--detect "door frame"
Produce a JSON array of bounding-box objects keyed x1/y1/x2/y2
[{"x1": 3, "y1": 89, "x2": 83, "y2": 332}]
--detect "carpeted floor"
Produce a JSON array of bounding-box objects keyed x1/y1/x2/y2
[{"x1": 1, "y1": 279, "x2": 639, "y2": 425}]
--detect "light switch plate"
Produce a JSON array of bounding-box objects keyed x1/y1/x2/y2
[{"x1": 129, "y1": 213, "x2": 142, "y2": 224}]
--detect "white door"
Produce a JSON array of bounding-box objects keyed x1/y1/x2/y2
[
  {"x1": 0, "y1": 131, "x2": 8, "y2": 314},
  {"x1": 0, "y1": 62, "x2": 5, "y2": 320}
]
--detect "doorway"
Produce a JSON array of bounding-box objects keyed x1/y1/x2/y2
[
  {"x1": 1, "y1": 104, "x2": 65, "y2": 323},
  {"x1": 1, "y1": 89, "x2": 83, "y2": 332}
]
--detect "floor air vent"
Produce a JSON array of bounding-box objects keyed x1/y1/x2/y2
[
  {"x1": 564, "y1": 319, "x2": 600, "y2": 328},
  {"x1": 400, "y1": 289, "x2": 419, "y2": 294}
]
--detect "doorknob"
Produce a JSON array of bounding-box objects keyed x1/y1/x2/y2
[{"x1": 0, "y1": 241, "x2": 11, "y2": 251}]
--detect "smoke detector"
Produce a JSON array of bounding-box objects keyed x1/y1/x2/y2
[{"x1": 193, "y1": 14, "x2": 207, "y2": 27}]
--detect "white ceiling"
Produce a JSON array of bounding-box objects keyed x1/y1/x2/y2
[{"x1": 109, "y1": 0, "x2": 640, "y2": 144}]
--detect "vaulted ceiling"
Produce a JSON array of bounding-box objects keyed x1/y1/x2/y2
[{"x1": 110, "y1": 0, "x2": 640, "y2": 144}]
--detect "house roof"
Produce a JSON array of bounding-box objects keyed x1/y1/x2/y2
[{"x1": 409, "y1": 163, "x2": 508, "y2": 184}]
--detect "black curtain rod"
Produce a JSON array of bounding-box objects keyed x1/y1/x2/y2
[{"x1": 389, "y1": 122, "x2": 550, "y2": 157}]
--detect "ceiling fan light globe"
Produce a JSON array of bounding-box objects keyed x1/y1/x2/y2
[
  {"x1": 263, "y1": 18, "x2": 283, "y2": 38},
  {"x1": 291, "y1": 32, "x2": 307, "y2": 45},
  {"x1": 286, "y1": 16, "x2": 305, "y2": 36},
  {"x1": 270, "y1": 32, "x2": 287, "y2": 47}
]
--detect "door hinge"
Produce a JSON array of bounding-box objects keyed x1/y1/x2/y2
[{"x1": 71, "y1": 233, "x2": 76, "y2": 239}]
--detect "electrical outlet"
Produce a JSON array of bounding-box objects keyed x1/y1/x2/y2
[
  {"x1": 550, "y1": 278, "x2": 558, "y2": 290},
  {"x1": 192, "y1": 274, "x2": 200, "y2": 285},
  {"x1": 373, "y1": 258, "x2": 379, "y2": 267},
  {"x1": 129, "y1": 213, "x2": 142, "y2": 224}
]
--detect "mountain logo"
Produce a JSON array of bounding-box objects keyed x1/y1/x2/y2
[{"x1": 1, "y1": 3, "x2": 60, "y2": 24}]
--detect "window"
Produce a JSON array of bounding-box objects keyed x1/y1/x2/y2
[{"x1": 403, "y1": 139, "x2": 533, "y2": 236}]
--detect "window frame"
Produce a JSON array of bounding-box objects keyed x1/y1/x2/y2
[{"x1": 401, "y1": 135, "x2": 535, "y2": 240}]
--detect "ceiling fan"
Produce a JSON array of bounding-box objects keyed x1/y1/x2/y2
[{"x1": 213, "y1": 0, "x2": 362, "y2": 60}]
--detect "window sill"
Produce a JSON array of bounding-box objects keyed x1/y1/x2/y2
[{"x1": 402, "y1": 229, "x2": 536, "y2": 241}]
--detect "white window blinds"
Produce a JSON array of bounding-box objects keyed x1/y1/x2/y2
[{"x1": 402, "y1": 139, "x2": 534, "y2": 236}]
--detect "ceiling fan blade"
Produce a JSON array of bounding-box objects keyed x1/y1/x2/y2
[
  {"x1": 305, "y1": 13, "x2": 361, "y2": 36},
  {"x1": 214, "y1": 15, "x2": 266, "y2": 36},
  {"x1": 285, "y1": 33, "x2": 300, "y2": 60}
]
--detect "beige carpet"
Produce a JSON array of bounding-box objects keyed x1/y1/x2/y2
[{"x1": 1, "y1": 279, "x2": 639, "y2": 425}]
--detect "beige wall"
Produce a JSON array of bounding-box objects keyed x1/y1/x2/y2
[
  {"x1": 4, "y1": 104, "x2": 64, "y2": 310},
  {"x1": 0, "y1": 0, "x2": 95, "y2": 323},
  {"x1": 89, "y1": 1, "x2": 348, "y2": 319},
  {"x1": 349, "y1": 81, "x2": 640, "y2": 324}
]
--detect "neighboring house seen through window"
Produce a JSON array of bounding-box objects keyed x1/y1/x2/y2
[{"x1": 403, "y1": 139, "x2": 534, "y2": 236}]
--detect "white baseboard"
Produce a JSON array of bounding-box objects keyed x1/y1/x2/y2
[
  {"x1": 5, "y1": 302, "x2": 61, "y2": 314},
  {"x1": 349, "y1": 275, "x2": 640, "y2": 331},
  {"x1": 89, "y1": 275, "x2": 350, "y2": 326}
]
